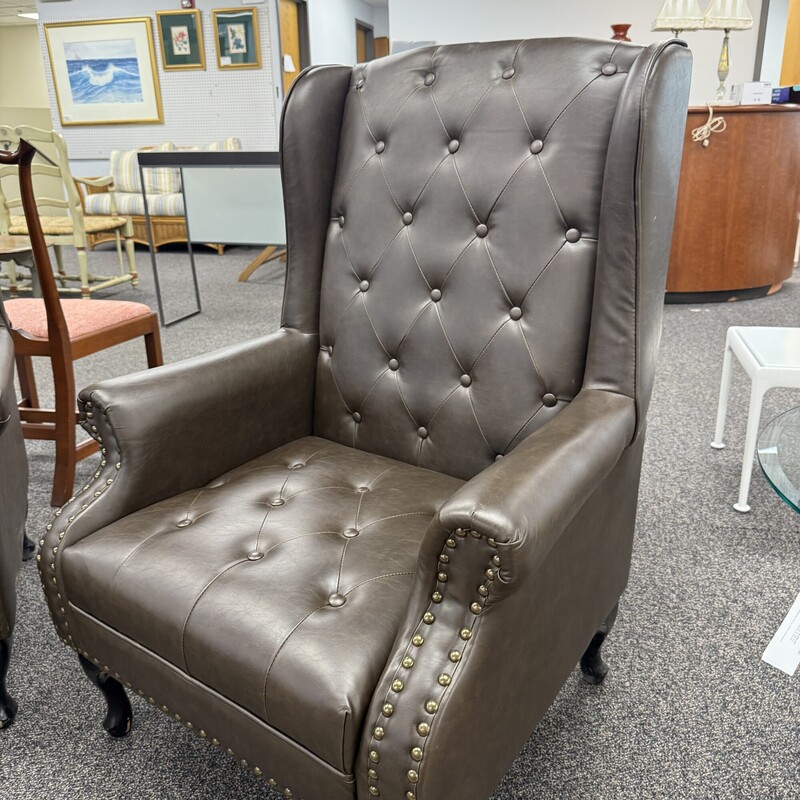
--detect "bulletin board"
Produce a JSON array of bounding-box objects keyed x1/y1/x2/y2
[{"x1": 37, "y1": 3, "x2": 280, "y2": 159}]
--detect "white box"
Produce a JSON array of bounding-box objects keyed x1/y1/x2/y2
[{"x1": 729, "y1": 82, "x2": 773, "y2": 105}]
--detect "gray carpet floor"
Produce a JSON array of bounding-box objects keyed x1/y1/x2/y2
[{"x1": 1, "y1": 245, "x2": 798, "y2": 799}]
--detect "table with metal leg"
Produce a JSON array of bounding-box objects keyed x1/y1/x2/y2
[
  {"x1": 711, "y1": 326, "x2": 800, "y2": 512},
  {"x1": 138, "y1": 151, "x2": 285, "y2": 326}
]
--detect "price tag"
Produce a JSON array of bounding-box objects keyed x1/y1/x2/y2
[{"x1": 762, "y1": 590, "x2": 800, "y2": 676}]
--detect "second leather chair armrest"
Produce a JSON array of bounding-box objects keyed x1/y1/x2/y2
[
  {"x1": 436, "y1": 388, "x2": 636, "y2": 580},
  {"x1": 72, "y1": 328, "x2": 318, "y2": 529}
]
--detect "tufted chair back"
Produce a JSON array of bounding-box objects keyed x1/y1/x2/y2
[{"x1": 282, "y1": 38, "x2": 687, "y2": 480}]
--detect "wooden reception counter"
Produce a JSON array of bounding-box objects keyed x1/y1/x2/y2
[{"x1": 666, "y1": 105, "x2": 800, "y2": 302}]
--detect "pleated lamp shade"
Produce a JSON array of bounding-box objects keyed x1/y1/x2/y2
[
  {"x1": 651, "y1": 0, "x2": 705, "y2": 32},
  {"x1": 703, "y1": 0, "x2": 754, "y2": 30}
]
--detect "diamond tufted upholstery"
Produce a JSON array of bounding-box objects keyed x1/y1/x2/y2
[
  {"x1": 0, "y1": 294, "x2": 28, "y2": 728},
  {"x1": 316, "y1": 40, "x2": 642, "y2": 478},
  {"x1": 37, "y1": 37, "x2": 691, "y2": 800},
  {"x1": 63, "y1": 437, "x2": 463, "y2": 770}
]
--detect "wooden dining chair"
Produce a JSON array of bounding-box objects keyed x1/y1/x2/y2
[{"x1": 0, "y1": 139, "x2": 163, "y2": 506}]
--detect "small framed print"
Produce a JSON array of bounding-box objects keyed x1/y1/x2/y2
[
  {"x1": 212, "y1": 7, "x2": 261, "y2": 70},
  {"x1": 156, "y1": 9, "x2": 205, "y2": 71}
]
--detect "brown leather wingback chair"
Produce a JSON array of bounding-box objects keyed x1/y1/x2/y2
[
  {"x1": 1, "y1": 292, "x2": 29, "y2": 729},
  {"x1": 34, "y1": 38, "x2": 690, "y2": 799}
]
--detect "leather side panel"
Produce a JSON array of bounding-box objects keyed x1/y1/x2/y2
[{"x1": 281, "y1": 65, "x2": 353, "y2": 333}]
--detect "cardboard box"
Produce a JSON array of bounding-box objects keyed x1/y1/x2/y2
[{"x1": 729, "y1": 81, "x2": 773, "y2": 105}]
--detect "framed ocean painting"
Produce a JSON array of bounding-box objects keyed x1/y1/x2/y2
[
  {"x1": 156, "y1": 9, "x2": 205, "y2": 71},
  {"x1": 212, "y1": 8, "x2": 261, "y2": 69},
  {"x1": 44, "y1": 18, "x2": 164, "y2": 126}
]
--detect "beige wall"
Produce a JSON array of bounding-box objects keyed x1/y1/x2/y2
[{"x1": 0, "y1": 25, "x2": 50, "y2": 110}]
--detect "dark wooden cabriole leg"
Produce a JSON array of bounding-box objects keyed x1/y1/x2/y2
[
  {"x1": 580, "y1": 602, "x2": 619, "y2": 685},
  {"x1": 78, "y1": 655, "x2": 133, "y2": 737},
  {"x1": 22, "y1": 531, "x2": 36, "y2": 561},
  {"x1": 0, "y1": 637, "x2": 18, "y2": 729}
]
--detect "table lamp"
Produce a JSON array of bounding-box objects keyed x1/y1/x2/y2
[
  {"x1": 651, "y1": 0, "x2": 705, "y2": 37},
  {"x1": 703, "y1": 0, "x2": 753, "y2": 102}
]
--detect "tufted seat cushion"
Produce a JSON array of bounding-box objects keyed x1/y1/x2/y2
[
  {"x1": 5, "y1": 298, "x2": 152, "y2": 340},
  {"x1": 61, "y1": 436, "x2": 463, "y2": 772}
]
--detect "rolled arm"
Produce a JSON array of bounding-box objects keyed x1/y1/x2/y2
[
  {"x1": 437, "y1": 387, "x2": 636, "y2": 578},
  {"x1": 357, "y1": 389, "x2": 636, "y2": 800},
  {"x1": 76, "y1": 328, "x2": 318, "y2": 526}
]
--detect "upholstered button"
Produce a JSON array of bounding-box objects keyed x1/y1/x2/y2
[
  {"x1": 343, "y1": 528, "x2": 360, "y2": 538},
  {"x1": 327, "y1": 345, "x2": 334, "y2": 355},
  {"x1": 269, "y1": 498, "x2": 285, "y2": 507},
  {"x1": 176, "y1": 519, "x2": 191, "y2": 528},
  {"x1": 509, "y1": 306, "x2": 522, "y2": 320},
  {"x1": 566, "y1": 228, "x2": 581, "y2": 243},
  {"x1": 430, "y1": 288, "x2": 442, "y2": 302},
  {"x1": 502, "y1": 67, "x2": 515, "y2": 79},
  {"x1": 289, "y1": 463, "x2": 304, "y2": 470},
  {"x1": 375, "y1": 140, "x2": 385, "y2": 154},
  {"x1": 424, "y1": 73, "x2": 435, "y2": 86},
  {"x1": 389, "y1": 358, "x2": 399, "y2": 371},
  {"x1": 338, "y1": 216, "x2": 345, "y2": 228},
  {"x1": 360, "y1": 279, "x2": 370, "y2": 292},
  {"x1": 494, "y1": 454, "x2": 504, "y2": 462},
  {"x1": 356, "y1": 78, "x2": 365, "y2": 89},
  {"x1": 328, "y1": 593, "x2": 347, "y2": 607},
  {"x1": 353, "y1": 412, "x2": 362, "y2": 423},
  {"x1": 476, "y1": 223, "x2": 488, "y2": 238},
  {"x1": 403, "y1": 211, "x2": 413, "y2": 225},
  {"x1": 448, "y1": 139, "x2": 460, "y2": 153},
  {"x1": 356, "y1": 486, "x2": 370, "y2": 493},
  {"x1": 542, "y1": 393, "x2": 557, "y2": 407},
  {"x1": 601, "y1": 62, "x2": 618, "y2": 76},
  {"x1": 530, "y1": 139, "x2": 543, "y2": 154},
  {"x1": 460, "y1": 374, "x2": 472, "y2": 387},
  {"x1": 247, "y1": 551, "x2": 263, "y2": 561},
  {"x1": 417, "y1": 427, "x2": 428, "y2": 439}
]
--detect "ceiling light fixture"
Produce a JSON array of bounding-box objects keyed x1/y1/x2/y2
[{"x1": 18, "y1": 12, "x2": 40, "y2": 20}]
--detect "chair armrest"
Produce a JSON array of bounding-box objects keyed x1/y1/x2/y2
[
  {"x1": 65, "y1": 328, "x2": 318, "y2": 533},
  {"x1": 75, "y1": 175, "x2": 114, "y2": 188},
  {"x1": 437, "y1": 388, "x2": 636, "y2": 578},
  {"x1": 357, "y1": 389, "x2": 637, "y2": 799},
  {"x1": 74, "y1": 176, "x2": 117, "y2": 213}
]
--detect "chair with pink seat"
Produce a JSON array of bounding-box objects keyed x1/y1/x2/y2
[{"x1": 1, "y1": 139, "x2": 163, "y2": 506}]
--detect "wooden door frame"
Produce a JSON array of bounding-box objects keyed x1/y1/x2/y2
[
  {"x1": 277, "y1": 0, "x2": 310, "y2": 98},
  {"x1": 356, "y1": 19, "x2": 375, "y2": 62}
]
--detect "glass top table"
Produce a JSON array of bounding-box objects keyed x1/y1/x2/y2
[{"x1": 757, "y1": 406, "x2": 800, "y2": 513}]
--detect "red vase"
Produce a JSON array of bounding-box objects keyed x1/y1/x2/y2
[{"x1": 610, "y1": 24, "x2": 631, "y2": 42}]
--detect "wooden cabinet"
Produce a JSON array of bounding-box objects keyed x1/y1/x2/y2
[{"x1": 666, "y1": 105, "x2": 800, "y2": 301}]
